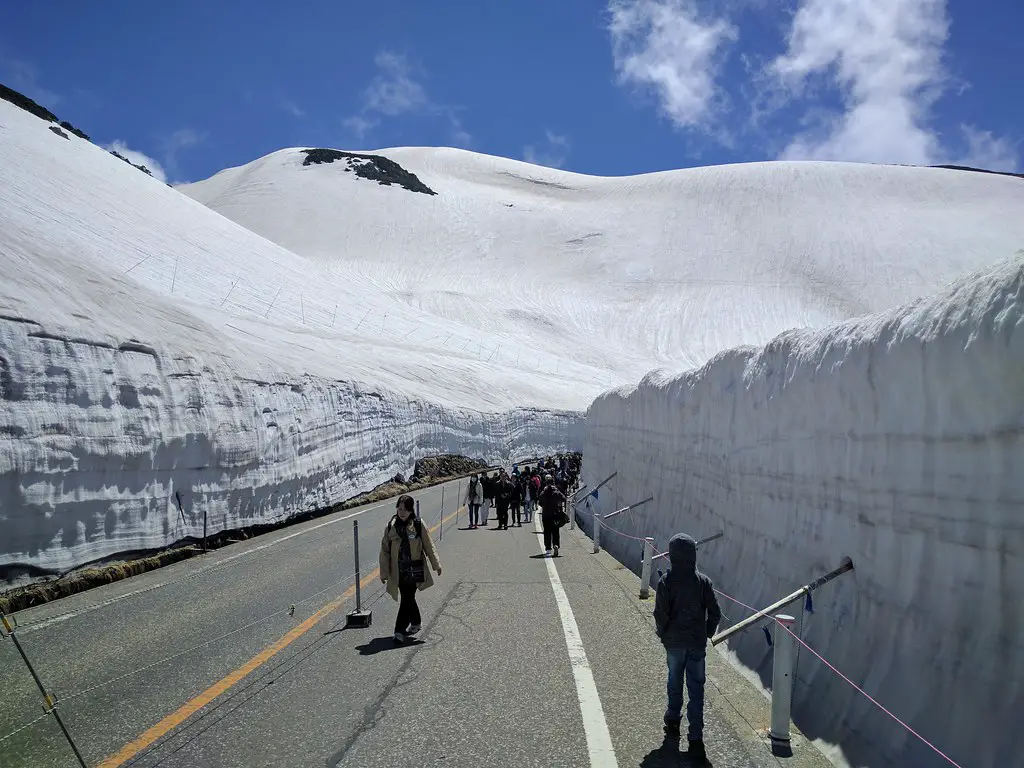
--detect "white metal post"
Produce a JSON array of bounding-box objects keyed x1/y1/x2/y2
[
  {"x1": 770, "y1": 614, "x2": 796, "y2": 744},
  {"x1": 593, "y1": 510, "x2": 601, "y2": 554},
  {"x1": 439, "y1": 485, "x2": 445, "y2": 541},
  {"x1": 639, "y1": 537, "x2": 654, "y2": 599},
  {"x1": 353, "y1": 519, "x2": 362, "y2": 612}
]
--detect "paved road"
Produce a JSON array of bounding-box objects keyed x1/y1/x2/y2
[{"x1": 0, "y1": 473, "x2": 834, "y2": 768}]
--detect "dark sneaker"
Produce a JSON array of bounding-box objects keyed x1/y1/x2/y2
[
  {"x1": 663, "y1": 716, "x2": 681, "y2": 735},
  {"x1": 688, "y1": 740, "x2": 707, "y2": 763}
]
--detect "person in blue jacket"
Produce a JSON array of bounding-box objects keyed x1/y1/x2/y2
[{"x1": 653, "y1": 533, "x2": 722, "y2": 762}]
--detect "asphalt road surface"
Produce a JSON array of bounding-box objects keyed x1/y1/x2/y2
[{"x1": 0, "y1": 473, "x2": 834, "y2": 768}]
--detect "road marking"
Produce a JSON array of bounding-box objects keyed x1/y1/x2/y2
[
  {"x1": 97, "y1": 508, "x2": 461, "y2": 768},
  {"x1": 20, "y1": 585, "x2": 167, "y2": 633},
  {"x1": 536, "y1": 515, "x2": 619, "y2": 767},
  {"x1": 18, "y1": 477, "x2": 466, "y2": 631}
]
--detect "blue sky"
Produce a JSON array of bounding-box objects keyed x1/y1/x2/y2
[{"x1": 1, "y1": 0, "x2": 1019, "y2": 183}]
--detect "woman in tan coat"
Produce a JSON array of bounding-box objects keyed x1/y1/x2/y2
[{"x1": 379, "y1": 494, "x2": 442, "y2": 643}]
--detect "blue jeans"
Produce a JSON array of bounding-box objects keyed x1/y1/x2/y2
[{"x1": 665, "y1": 647, "x2": 706, "y2": 741}]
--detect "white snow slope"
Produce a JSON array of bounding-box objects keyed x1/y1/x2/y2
[
  {"x1": 0, "y1": 101, "x2": 582, "y2": 574},
  {"x1": 582, "y1": 255, "x2": 1023, "y2": 768}
]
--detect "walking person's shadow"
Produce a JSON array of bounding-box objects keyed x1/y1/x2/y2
[
  {"x1": 639, "y1": 733, "x2": 710, "y2": 767},
  {"x1": 354, "y1": 636, "x2": 425, "y2": 655}
]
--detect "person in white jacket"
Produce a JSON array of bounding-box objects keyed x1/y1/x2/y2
[{"x1": 465, "y1": 474, "x2": 483, "y2": 528}]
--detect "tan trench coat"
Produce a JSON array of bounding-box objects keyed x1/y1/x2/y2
[{"x1": 379, "y1": 515, "x2": 442, "y2": 601}]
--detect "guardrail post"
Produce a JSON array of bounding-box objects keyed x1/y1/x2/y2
[
  {"x1": 416, "y1": 499, "x2": 420, "y2": 520},
  {"x1": 345, "y1": 519, "x2": 372, "y2": 628},
  {"x1": 439, "y1": 485, "x2": 445, "y2": 541},
  {"x1": 593, "y1": 509, "x2": 601, "y2": 554},
  {"x1": 639, "y1": 537, "x2": 655, "y2": 599},
  {"x1": 0, "y1": 613, "x2": 88, "y2": 767},
  {"x1": 770, "y1": 614, "x2": 796, "y2": 745}
]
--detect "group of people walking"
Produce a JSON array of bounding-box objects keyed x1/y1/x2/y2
[{"x1": 462, "y1": 456, "x2": 579, "y2": 556}]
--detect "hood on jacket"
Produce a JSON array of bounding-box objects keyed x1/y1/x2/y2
[{"x1": 669, "y1": 533, "x2": 697, "y2": 573}]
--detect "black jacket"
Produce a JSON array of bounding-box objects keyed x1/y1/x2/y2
[
  {"x1": 653, "y1": 534, "x2": 721, "y2": 649},
  {"x1": 538, "y1": 484, "x2": 566, "y2": 519}
]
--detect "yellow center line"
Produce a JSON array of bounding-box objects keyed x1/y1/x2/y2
[{"x1": 98, "y1": 507, "x2": 463, "y2": 768}]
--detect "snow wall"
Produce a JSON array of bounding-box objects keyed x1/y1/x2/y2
[
  {"x1": 581, "y1": 254, "x2": 1022, "y2": 768},
  {"x1": 0, "y1": 316, "x2": 583, "y2": 575}
]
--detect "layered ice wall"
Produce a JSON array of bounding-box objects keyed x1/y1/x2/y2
[
  {"x1": 0, "y1": 100, "x2": 583, "y2": 574},
  {"x1": 582, "y1": 256, "x2": 1023, "y2": 768},
  {"x1": 0, "y1": 311, "x2": 579, "y2": 574}
]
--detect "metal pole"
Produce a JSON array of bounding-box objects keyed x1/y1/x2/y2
[
  {"x1": 653, "y1": 531, "x2": 724, "y2": 562},
  {"x1": 353, "y1": 519, "x2": 362, "y2": 612},
  {"x1": 602, "y1": 495, "x2": 654, "y2": 520},
  {"x1": 456, "y1": 479, "x2": 461, "y2": 528},
  {"x1": 770, "y1": 614, "x2": 797, "y2": 743},
  {"x1": 593, "y1": 509, "x2": 601, "y2": 554},
  {"x1": 1, "y1": 617, "x2": 88, "y2": 767},
  {"x1": 202, "y1": 507, "x2": 208, "y2": 553},
  {"x1": 439, "y1": 485, "x2": 446, "y2": 541},
  {"x1": 416, "y1": 499, "x2": 420, "y2": 520},
  {"x1": 639, "y1": 537, "x2": 655, "y2": 599},
  {"x1": 712, "y1": 558, "x2": 853, "y2": 646}
]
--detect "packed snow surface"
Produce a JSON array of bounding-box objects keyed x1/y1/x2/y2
[
  {"x1": 582, "y1": 255, "x2": 1023, "y2": 767},
  {"x1": 0, "y1": 101, "x2": 581, "y2": 574},
  {"x1": 182, "y1": 144, "x2": 1024, "y2": 377}
]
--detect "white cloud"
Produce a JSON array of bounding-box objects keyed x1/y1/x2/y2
[
  {"x1": 768, "y1": 0, "x2": 949, "y2": 165},
  {"x1": 608, "y1": 0, "x2": 738, "y2": 131},
  {"x1": 343, "y1": 114, "x2": 378, "y2": 141},
  {"x1": 105, "y1": 140, "x2": 167, "y2": 182},
  {"x1": 524, "y1": 131, "x2": 571, "y2": 168},
  {"x1": 281, "y1": 98, "x2": 305, "y2": 118},
  {"x1": 956, "y1": 125, "x2": 1019, "y2": 173},
  {"x1": 447, "y1": 114, "x2": 473, "y2": 149},
  {"x1": 159, "y1": 128, "x2": 206, "y2": 181},
  {"x1": 363, "y1": 52, "x2": 428, "y2": 116},
  {"x1": 344, "y1": 51, "x2": 472, "y2": 148}
]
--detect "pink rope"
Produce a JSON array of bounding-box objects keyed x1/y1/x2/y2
[{"x1": 714, "y1": 589, "x2": 963, "y2": 768}]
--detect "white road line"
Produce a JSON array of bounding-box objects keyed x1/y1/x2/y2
[
  {"x1": 537, "y1": 515, "x2": 619, "y2": 767},
  {"x1": 20, "y1": 585, "x2": 167, "y2": 633}
]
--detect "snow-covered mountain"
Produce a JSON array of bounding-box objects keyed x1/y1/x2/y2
[
  {"x1": 0, "y1": 100, "x2": 582, "y2": 574},
  {"x1": 181, "y1": 144, "x2": 1024, "y2": 376}
]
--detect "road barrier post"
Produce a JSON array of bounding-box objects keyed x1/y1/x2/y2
[
  {"x1": 0, "y1": 613, "x2": 88, "y2": 767},
  {"x1": 345, "y1": 520, "x2": 372, "y2": 629},
  {"x1": 770, "y1": 614, "x2": 797, "y2": 746},
  {"x1": 593, "y1": 507, "x2": 601, "y2": 554},
  {"x1": 639, "y1": 537, "x2": 655, "y2": 599},
  {"x1": 439, "y1": 485, "x2": 446, "y2": 541}
]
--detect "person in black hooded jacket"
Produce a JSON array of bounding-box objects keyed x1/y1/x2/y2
[{"x1": 653, "y1": 533, "x2": 721, "y2": 761}]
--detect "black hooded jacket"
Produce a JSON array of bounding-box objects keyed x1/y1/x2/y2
[{"x1": 653, "y1": 534, "x2": 722, "y2": 649}]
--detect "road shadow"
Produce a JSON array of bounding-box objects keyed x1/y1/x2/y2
[
  {"x1": 639, "y1": 734, "x2": 709, "y2": 767},
  {"x1": 529, "y1": 553, "x2": 551, "y2": 559},
  {"x1": 355, "y1": 636, "x2": 425, "y2": 656}
]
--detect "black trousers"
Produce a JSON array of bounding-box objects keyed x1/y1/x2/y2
[
  {"x1": 395, "y1": 579, "x2": 421, "y2": 634},
  {"x1": 510, "y1": 502, "x2": 521, "y2": 525},
  {"x1": 496, "y1": 503, "x2": 509, "y2": 528},
  {"x1": 468, "y1": 503, "x2": 480, "y2": 526},
  {"x1": 543, "y1": 517, "x2": 561, "y2": 550}
]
